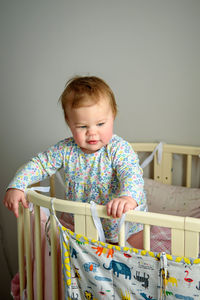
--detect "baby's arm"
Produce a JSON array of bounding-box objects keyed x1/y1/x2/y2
[
  {"x1": 4, "y1": 158, "x2": 50, "y2": 218},
  {"x1": 3, "y1": 189, "x2": 28, "y2": 218},
  {"x1": 106, "y1": 196, "x2": 137, "y2": 218},
  {"x1": 4, "y1": 140, "x2": 66, "y2": 217},
  {"x1": 107, "y1": 138, "x2": 147, "y2": 219}
]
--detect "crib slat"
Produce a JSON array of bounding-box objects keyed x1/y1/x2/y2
[
  {"x1": 17, "y1": 204, "x2": 25, "y2": 299},
  {"x1": 85, "y1": 204, "x2": 101, "y2": 240},
  {"x1": 75, "y1": 214, "x2": 86, "y2": 236},
  {"x1": 118, "y1": 223, "x2": 125, "y2": 247},
  {"x1": 171, "y1": 229, "x2": 184, "y2": 256},
  {"x1": 153, "y1": 151, "x2": 162, "y2": 183},
  {"x1": 50, "y1": 214, "x2": 59, "y2": 300},
  {"x1": 154, "y1": 152, "x2": 172, "y2": 184},
  {"x1": 162, "y1": 153, "x2": 172, "y2": 184},
  {"x1": 184, "y1": 217, "x2": 200, "y2": 258},
  {"x1": 24, "y1": 207, "x2": 33, "y2": 300},
  {"x1": 86, "y1": 215, "x2": 98, "y2": 240},
  {"x1": 34, "y1": 204, "x2": 43, "y2": 300},
  {"x1": 143, "y1": 224, "x2": 150, "y2": 251},
  {"x1": 186, "y1": 154, "x2": 192, "y2": 187},
  {"x1": 185, "y1": 231, "x2": 199, "y2": 258}
]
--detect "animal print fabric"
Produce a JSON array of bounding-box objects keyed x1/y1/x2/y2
[{"x1": 55, "y1": 219, "x2": 200, "y2": 300}]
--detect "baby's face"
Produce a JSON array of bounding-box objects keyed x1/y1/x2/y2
[{"x1": 67, "y1": 96, "x2": 114, "y2": 153}]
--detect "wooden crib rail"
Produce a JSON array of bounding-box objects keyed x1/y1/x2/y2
[
  {"x1": 17, "y1": 189, "x2": 200, "y2": 300},
  {"x1": 130, "y1": 143, "x2": 200, "y2": 187}
]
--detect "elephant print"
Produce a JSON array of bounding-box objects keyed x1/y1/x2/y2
[{"x1": 103, "y1": 260, "x2": 131, "y2": 279}]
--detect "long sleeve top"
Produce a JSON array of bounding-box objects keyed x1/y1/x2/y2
[{"x1": 8, "y1": 134, "x2": 147, "y2": 242}]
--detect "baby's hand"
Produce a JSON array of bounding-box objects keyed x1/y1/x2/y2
[
  {"x1": 3, "y1": 189, "x2": 29, "y2": 218},
  {"x1": 106, "y1": 196, "x2": 138, "y2": 218}
]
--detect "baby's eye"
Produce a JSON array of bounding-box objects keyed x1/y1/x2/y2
[
  {"x1": 78, "y1": 125, "x2": 87, "y2": 129},
  {"x1": 97, "y1": 122, "x2": 105, "y2": 127}
]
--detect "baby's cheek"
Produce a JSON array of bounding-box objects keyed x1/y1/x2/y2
[
  {"x1": 73, "y1": 132, "x2": 83, "y2": 145},
  {"x1": 103, "y1": 128, "x2": 113, "y2": 143}
]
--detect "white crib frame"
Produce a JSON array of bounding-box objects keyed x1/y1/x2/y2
[{"x1": 17, "y1": 142, "x2": 200, "y2": 300}]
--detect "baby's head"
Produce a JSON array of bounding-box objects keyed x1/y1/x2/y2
[
  {"x1": 59, "y1": 76, "x2": 117, "y2": 121},
  {"x1": 59, "y1": 76, "x2": 118, "y2": 153}
]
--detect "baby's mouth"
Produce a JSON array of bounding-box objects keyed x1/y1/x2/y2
[{"x1": 87, "y1": 140, "x2": 98, "y2": 145}]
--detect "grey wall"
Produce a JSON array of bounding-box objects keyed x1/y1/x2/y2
[{"x1": 1, "y1": 0, "x2": 200, "y2": 298}]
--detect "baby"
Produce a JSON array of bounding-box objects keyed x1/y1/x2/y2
[{"x1": 3, "y1": 76, "x2": 147, "y2": 248}]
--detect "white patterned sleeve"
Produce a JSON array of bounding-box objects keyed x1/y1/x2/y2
[
  {"x1": 112, "y1": 140, "x2": 146, "y2": 206},
  {"x1": 7, "y1": 141, "x2": 65, "y2": 191}
]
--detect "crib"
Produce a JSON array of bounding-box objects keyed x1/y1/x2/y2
[{"x1": 16, "y1": 142, "x2": 200, "y2": 300}]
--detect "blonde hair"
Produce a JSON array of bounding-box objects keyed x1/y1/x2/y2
[{"x1": 59, "y1": 76, "x2": 118, "y2": 120}]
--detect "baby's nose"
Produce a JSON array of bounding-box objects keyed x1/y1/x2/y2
[{"x1": 87, "y1": 127, "x2": 96, "y2": 136}]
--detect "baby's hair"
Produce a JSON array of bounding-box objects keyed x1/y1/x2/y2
[{"x1": 59, "y1": 76, "x2": 118, "y2": 120}]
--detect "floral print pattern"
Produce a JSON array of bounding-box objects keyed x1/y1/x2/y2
[{"x1": 8, "y1": 135, "x2": 146, "y2": 243}]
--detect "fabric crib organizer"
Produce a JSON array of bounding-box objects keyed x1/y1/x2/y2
[{"x1": 50, "y1": 198, "x2": 200, "y2": 300}]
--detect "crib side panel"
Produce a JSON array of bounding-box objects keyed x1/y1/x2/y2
[
  {"x1": 17, "y1": 190, "x2": 200, "y2": 300},
  {"x1": 130, "y1": 142, "x2": 200, "y2": 187},
  {"x1": 163, "y1": 144, "x2": 200, "y2": 187}
]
